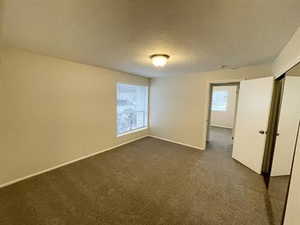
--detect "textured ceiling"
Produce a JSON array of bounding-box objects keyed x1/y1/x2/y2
[{"x1": 1, "y1": 0, "x2": 300, "y2": 77}]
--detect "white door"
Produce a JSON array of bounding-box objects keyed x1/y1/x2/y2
[
  {"x1": 271, "y1": 76, "x2": 300, "y2": 176},
  {"x1": 232, "y1": 77, "x2": 274, "y2": 174}
]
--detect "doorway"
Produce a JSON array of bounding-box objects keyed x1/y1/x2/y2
[
  {"x1": 262, "y1": 75, "x2": 285, "y2": 185},
  {"x1": 206, "y1": 82, "x2": 240, "y2": 150}
]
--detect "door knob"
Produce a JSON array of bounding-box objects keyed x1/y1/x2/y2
[{"x1": 259, "y1": 130, "x2": 265, "y2": 135}]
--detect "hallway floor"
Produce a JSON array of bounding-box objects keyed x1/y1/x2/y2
[{"x1": 0, "y1": 128, "x2": 283, "y2": 225}]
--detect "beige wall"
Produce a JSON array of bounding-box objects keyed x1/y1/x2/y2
[
  {"x1": 287, "y1": 64, "x2": 300, "y2": 76},
  {"x1": 149, "y1": 64, "x2": 272, "y2": 149},
  {"x1": 0, "y1": 48, "x2": 149, "y2": 186},
  {"x1": 273, "y1": 27, "x2": 300, "y2": 78},
  {"x1": 210, "y1": 85, "x2": 237, "y2": 129}
]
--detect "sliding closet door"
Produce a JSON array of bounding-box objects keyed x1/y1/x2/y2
[
  {"x1": 271, "y1": 76, "x2": 300, "y2": 176},
  {"x1": 283, "y1": 121, "x2": 300, "y2": 225},
  {"x1": 232, "y1": 77, "x2": 274, "y2": 174}
]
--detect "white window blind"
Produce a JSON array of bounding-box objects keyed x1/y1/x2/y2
[
  {"x1": 117, "y1": 83, "x2": 148, "y2": 135},
  {"x1": 211, "y1": 90, "x2": 228, "y2": 111}
]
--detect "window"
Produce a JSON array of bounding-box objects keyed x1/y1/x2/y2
[
  {"x1": 211, "y1": 90, "x2": 228, "y2": 111},
  {"x1": 117, "y1": 83, "x2": 148, "y2": 135}
]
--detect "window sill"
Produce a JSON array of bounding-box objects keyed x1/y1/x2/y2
[{"x1": 117, "y1": 127, "x2": 148, "y2": 137}]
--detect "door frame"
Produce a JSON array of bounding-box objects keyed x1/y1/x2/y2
[
  {"x1": 262, "y1": 75, "x2": 286, "y2": 186},
  {"x1": 203, "y1": 80, "x2": 240, "y2": 150}
]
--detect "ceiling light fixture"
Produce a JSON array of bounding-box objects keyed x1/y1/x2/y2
[{"x1": 150, "y1": 54, "x2": 170, "y2": 67}]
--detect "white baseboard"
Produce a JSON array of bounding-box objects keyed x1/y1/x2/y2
[
  {"x1": 1, "y1": 134, "x2": 204, "y2": 189},
  {"x1": 0, "y1": 135, "x2": 148, "y2": 189},
  {"x1": 149, "y1": 135, "x2": 204, "y2": 150}
]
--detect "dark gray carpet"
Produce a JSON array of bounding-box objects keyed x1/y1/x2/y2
[{"x1": 0, "y1": 127, "x2": 286, "y2": 225}]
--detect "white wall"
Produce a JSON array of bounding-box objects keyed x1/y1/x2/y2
[
  {"x1": 210, "y1": 85, "x2": 237, "y2": 129},
  {"x1": 149, "y1": 63, "x2": 272, "y2": 149},
  {"x1": 273, "y1": 27, "x2": 300, "y2": 78},
  {"x1": 0, "y1": 48, "x2": 149, "y2": 187}
]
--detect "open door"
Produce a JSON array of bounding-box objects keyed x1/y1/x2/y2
[{"x1": 232, "y1": 77, "x2": 274, "y2": 174}]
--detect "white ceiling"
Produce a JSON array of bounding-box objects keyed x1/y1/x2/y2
[{"x1": 1, "y1": 0, "x2": 300, "y2": 77}]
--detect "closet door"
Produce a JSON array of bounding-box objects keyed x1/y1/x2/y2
[
  {"x1": 283, "y1": 121, "x2": 300, "y2": 225},
  {"x1": 271, "y1": 76, "x2": 300, "y2": 176}
]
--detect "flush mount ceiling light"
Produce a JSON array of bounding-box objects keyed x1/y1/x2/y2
[{"x1": 150, "y1": 54, "x2": 170, "y2": 67}]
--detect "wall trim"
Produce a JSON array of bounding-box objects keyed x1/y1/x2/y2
[
  {"x1": 0, "y1": 135, "x2": 148, "y2": 189},
  {"x1": 149, "y1": 135, "x2": 205, "y2": 150}
]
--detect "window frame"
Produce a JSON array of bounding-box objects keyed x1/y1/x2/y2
[{"x1": 116, "y1": 82, "x2": 149, "y2": 137}]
